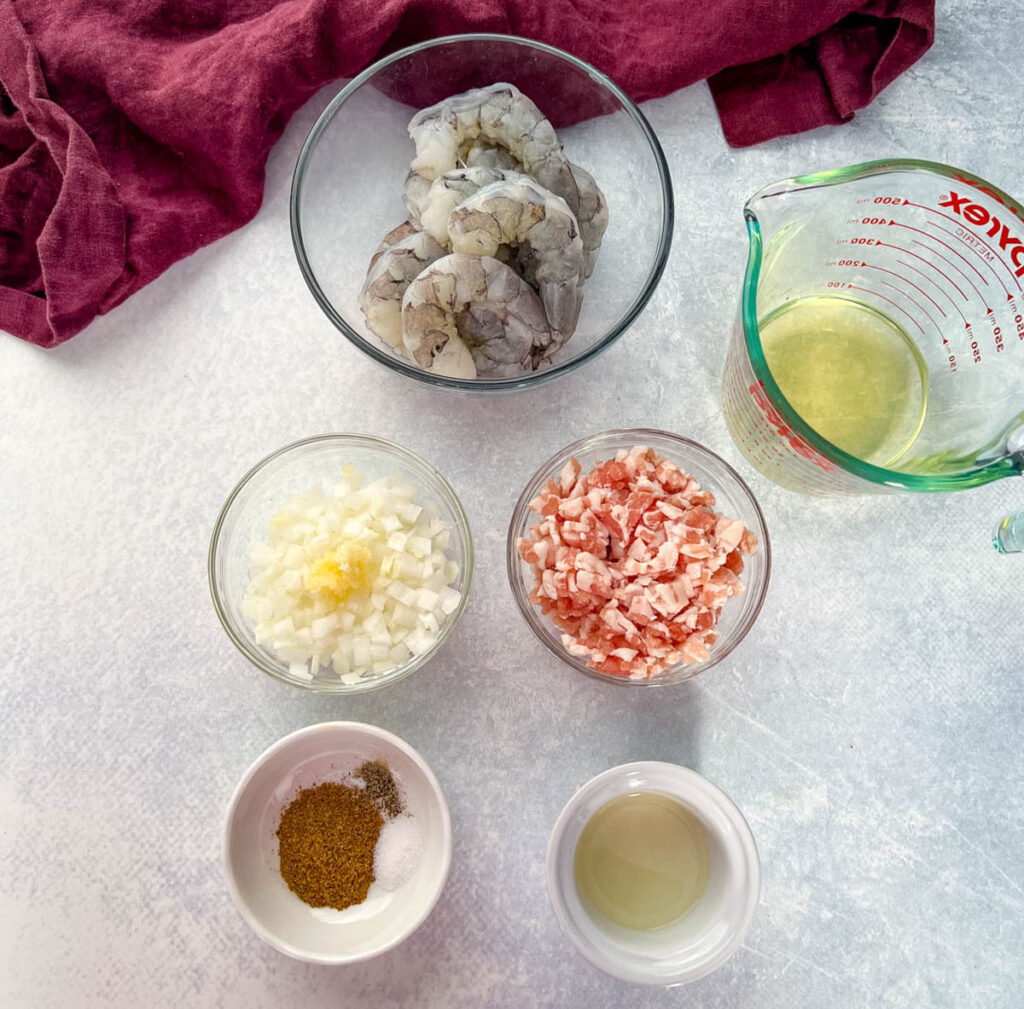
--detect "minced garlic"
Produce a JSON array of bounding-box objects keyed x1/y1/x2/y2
[{"x1": 305, "y1": 541, "x2": 376, "y2": 605}]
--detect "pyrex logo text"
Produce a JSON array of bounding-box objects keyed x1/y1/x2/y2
[{"x1": 939, "y1": 191, "x2": 1024, "y2": 276}]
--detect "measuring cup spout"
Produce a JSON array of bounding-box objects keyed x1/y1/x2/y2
[{"x1": 743, "y1": 177, "x2": 808, "y2": 221}]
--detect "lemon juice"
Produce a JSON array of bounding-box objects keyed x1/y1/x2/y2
[
  {"x1": 574, "y1": 792, "x2": 710, "y2": 931},
  {"x1": 758, "y1": 295, "x2": 928, "y2": 465}
]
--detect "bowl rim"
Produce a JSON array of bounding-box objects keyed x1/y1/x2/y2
[
  {"x1": 208, "y1": 432, "x2": 474, "y2": 692},
  {"x1": 545, "y1": 761, "x2": 761, "y2": 986},
  {"x1": 289, "y1": 32, "x2": 675, "y2": 392},
  {"x1": 222, "y1": 720, "x2": 453, "y2": 965},
  {"x1": 505, "y1": 428, "x2": 772, "y2": 686}
]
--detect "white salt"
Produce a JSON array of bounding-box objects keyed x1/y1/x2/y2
[{"x1": 374, "y1": 815, "x2": 422, "y2": 891}]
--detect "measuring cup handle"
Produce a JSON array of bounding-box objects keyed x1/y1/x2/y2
[{"x1": 994, "y1": 511, "x2": 1024, "y2": 554}]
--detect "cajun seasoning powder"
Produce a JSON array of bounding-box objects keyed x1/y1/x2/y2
[{"x1": 276, "y1": 782, "x2": 383, "y2": 910}]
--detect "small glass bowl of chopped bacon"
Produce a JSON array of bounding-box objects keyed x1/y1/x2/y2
[{"x1": 507, "y1": 430, "x2": 770, "y2": 685}]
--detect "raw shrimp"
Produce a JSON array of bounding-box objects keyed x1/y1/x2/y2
[
  {"x1": 447, "y1": 177, "x2": 585, "y2": 336},
  {"x1": 569, "y1": 163, "x2": 609, "y2": 277},
  {"x1": 405, "y1": 141, "x2": 519, "y2": 225},
  {"x1": 465, "y1": 145, "x2": 607, "y2": 276},
  {"x1": 418, "y1": 166, "x2": 511, "y2": 245},
  {"x1": 408, "y1": 84, "x2": 580, "y2": 215},
  {"x1": 359, "y1": 229, "x2": 445, "y2": 349},
  {"x1": 403, "y1": 170, "x2": 433, "y2": 225},
  {"x1": 401, "y1": 254, "x2": 556, "y2": 379},
  {"x1": 463, "y1": 143, "x2": 518, "y2": 170},
  {"x1": 369, "y1": 221, "x2": 417, "y2": 269}
]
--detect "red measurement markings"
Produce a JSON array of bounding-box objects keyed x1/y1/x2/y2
[
  {"x1": 964, "y1": 320, "x2": 983, "y2": 362},
  {"x1": 989, "y1": 307, "x2": 1006, "y2": 353},
  {"x1": 904, "y1": 200, "x2": 1022, "y2": 289},
  {"x1": 946, "y1": 332, "x2": 959, "y2": 370},
  {"x1": 875, "y1": 241, "x2": 968, "y2": 300},
  {"x1": 898, "y1": 259, "x2": 966, "y2": 322},
  {"x1": 860, "y1": 262, "x2": 946, "y2": 318},
  {"x1": 888, "y1": 221, "x2": 990, "y2": 286},
  {"x1": 910, "y1": 240, "x2": 983, "y2": 300},
  {"x1": 748, "y1": 381, "x2": 835, "y2": 473},
  {"x1": 846, "y1": 284, "x2": 926, "y2": 335},
  {"x1": 1009, "y1": 295, "x2": 1024, "y2": 342},
  {"x1": 926, "y1": 220, "x2": 1010, "y2": 295},
  {"x1": 879, "y1": 280, "x2": 942, "y2": 333}
]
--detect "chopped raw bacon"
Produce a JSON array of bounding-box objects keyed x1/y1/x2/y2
[{"x1": 519, "y1": 446, "x2": 758, "y2": 680}]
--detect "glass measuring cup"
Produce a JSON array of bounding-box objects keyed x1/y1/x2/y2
[{"x1": 722, "y1": 159, "x2": 1024, "y2": 499}]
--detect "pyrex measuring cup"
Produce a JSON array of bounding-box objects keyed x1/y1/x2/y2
[{"x1": 722, "y1": 159, "x2": 1024, "y2": 500}]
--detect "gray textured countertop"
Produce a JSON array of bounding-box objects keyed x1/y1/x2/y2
[{"x1": 2, "y1": 3, "x2": 1022, "y2": 1006}]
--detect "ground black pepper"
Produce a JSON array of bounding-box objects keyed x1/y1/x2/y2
[{"x1": 356, "y1": 760, "x2": 403, "y2": 818}]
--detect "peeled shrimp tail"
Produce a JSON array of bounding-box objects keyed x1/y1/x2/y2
[{"x1": 401, "y1": 254, "x2": 555, "y2": 378}]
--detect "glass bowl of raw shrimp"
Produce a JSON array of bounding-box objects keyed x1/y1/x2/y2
[
  {"x1": 291, "y1": 34, "x2": 673, "y2": 392},
  {"x1": 506, "y1": 430, "x2": 771, "y2": 687}
]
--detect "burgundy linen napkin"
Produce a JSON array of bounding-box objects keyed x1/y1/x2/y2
[{"x1": 0, "y1": 0, "x2": 933, "y2": 348}]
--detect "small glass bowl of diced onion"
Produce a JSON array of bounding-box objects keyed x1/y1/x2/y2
[{"x1": 209, "y1": 434, "x2": 473, "y2": 692}]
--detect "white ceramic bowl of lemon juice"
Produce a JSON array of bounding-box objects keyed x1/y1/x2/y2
[{"x1": 546, "y1": 761, "x2": 760, "y2": 985}]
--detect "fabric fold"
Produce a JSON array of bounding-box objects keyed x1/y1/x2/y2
[
  {"x1": 0, "y1": 3, "x2": 126, "y2": 346},
  {"x1": 708, "y1": 0, "x2": 934, "y2": 146},
  {"x1": 0, "y1": 0, "x2": 934, "y2": 348}
]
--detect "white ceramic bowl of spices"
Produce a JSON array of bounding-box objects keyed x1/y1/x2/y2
[
  {"x1": 546, "y1": 761, "x2": 760, "y2": 985},
  {"x1": 223, "y1": 721, "x2": 452, "y2": 963}
]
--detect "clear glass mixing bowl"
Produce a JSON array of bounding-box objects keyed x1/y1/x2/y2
[
  {"x1": 507, "y1": 430, "x2": 771, "y2": 686},
  {"x1": 291, "y1": 34, "x2": 673, "y2": 392}
]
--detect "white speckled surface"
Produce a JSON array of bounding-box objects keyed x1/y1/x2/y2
[{"x1": 2, "y1": 5, "x2": 1023, "y2": 1006}]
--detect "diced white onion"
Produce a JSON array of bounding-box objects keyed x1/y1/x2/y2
[
  {"x1": 241, "y1": 469, "x2": 462, "y2": 682},
  {"x1": 417, "y1": 588, "x2": 439, "y2": 612},
  {"x1": 438, "y1": 586, "x2": 461, "y2": 615}
]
